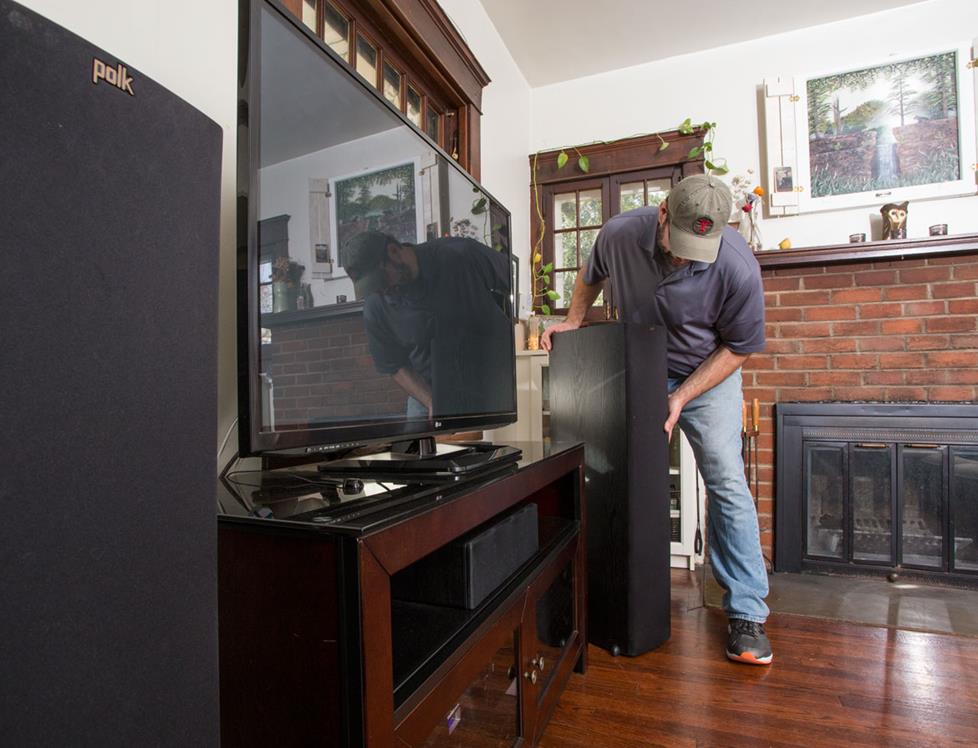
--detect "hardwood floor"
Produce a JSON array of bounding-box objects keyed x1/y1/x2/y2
[{"x1": 540, "y1": 570, "x2": 978, "y2": 747}]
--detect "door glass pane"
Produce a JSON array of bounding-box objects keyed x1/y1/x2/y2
[
  {"x1": 420, "y1": 633, "x2": 520, "y2": 746},
  {"x1": 852, "y1": 446, "x2": 893, "y2": 563},
  {"x1": 323, "y1": 3, "x2": 349, "y2": 60},
  {"x1": 554, "y1": 270, "x2": 575, "y2": 309},
  {"x1": 425, "y1": 106, "x2": 440, "y2": 142},
  {"x1": 532, "y1": 562, "x2": 574, "y2": 703},
  {"x1": 579, "y1": 229, "x2": 599, "y2": 266},
  {"x1": 578, "y1": 189, "x2": 602, "y2": 226},
  {"x1": 619, "y1": 181, "x2": 644, "y2": 212},
  {"x1": 383, "y1": 62, "x2": 401, "y2": 108},
  {"x1": 902, "y1": 448, "x2": 944, "y2": 568},
  {"x1": 301, "y1": 0, "x2": 316, "y2": 31},
  {"x1": 805, "y1": 444, "x2": 845, "y2": 559},
  {"x1": 355, "y1": 35, "x2": 377, "y2": 85},
  {"x1": 553, "y1": 193, "x2": 577, "y2": 229},
  {"x1": 646, "y1": 180, "x2": 670, "y2": 207},
  {"x1": 407, "y1": 87, "x2": 422, "y2": 126},
  {"x1": 952, "y1": 450, "x2": 978, "y2": 571},
  {"x1": 557, "y1": 232, "x2": 577, "y2": 269}
]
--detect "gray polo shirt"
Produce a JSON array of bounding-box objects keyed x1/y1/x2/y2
[{"x1": 582, "y1": 206, "x2": 765, "y2": 377}]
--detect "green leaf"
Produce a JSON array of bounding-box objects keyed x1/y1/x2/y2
[
  {"x1": 658, "y1": 141, "x2": 670, "y2": 151},
  {"x1": 704, "y1": 142, "x2": 713, "y2": 151},
  {"x1": 578, "y1": 155, "x2": 590, "y2": 173},
  {"x1": 704, "y1": 160, "x2": 716, "y2": 170},
  {"x1": 687, "y1": 146, "x2": 702, "y2": 159},
  {"x1": 678, "y1": 117, "x2": 693, "y2": 135},
  {"x1": 542, "y1": 262, "x2": 554, "y2": 272},
  {"x1": 493, "y1": 244, "x2": 503, "y2": 251},
  {"x1": 541, "y1": 304, "x2": 551, "y2": 315},
  {"x1": 556, "y1": 151, "x2": 569, "y2": 169},
  {"x1": 471, "y1": 197, "x2": 487, "y2": 214},
  {"x1": 701, "y1": 121, "x2": 712, "y2": 131},
  {"x1": 541, "y1": 274, "x2": 550, "y2": 284},
  {"x1": 546, "y1": 290, "x2": 560, "y2": 300},
  {"x1": 712, "y1": 164, "x2": 730, "y2": 175}
]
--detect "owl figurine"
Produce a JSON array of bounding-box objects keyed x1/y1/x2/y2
[{"x1": 881, "y1": 201, "x2": 909, "y2": 240}]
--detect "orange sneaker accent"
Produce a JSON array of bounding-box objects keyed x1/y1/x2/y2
[{"x1": 726, "y1": 651, "x2": 773, "y2": 665}]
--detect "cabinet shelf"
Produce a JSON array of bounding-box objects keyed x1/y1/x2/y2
[{"x1": 391, "y1": 518, "x2": 577, "y2": 707}]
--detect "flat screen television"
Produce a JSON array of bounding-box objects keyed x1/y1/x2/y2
[{"x1": 237, "y1": 0, "x2": 517, "y2": 463}]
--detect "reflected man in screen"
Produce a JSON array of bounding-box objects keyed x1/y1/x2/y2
[{"x1": 343, "y1": 230, "x2": 512, "y2": 419}]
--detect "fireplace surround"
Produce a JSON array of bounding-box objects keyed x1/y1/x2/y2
[{"x1": 776, "y1": 402, "x2": 978, "y2": 585}]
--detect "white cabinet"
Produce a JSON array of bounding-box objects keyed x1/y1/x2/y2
[{"x1": 670, "y1": 429, "x2": 707, "y2": 570}]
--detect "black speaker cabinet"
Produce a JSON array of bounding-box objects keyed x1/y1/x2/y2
[
  {"x1": 550, "y1": 323, "x2": 670, "y2": 656},
  {"x1": 0, "y1": 2, "x2": 222, "y2": 745}
]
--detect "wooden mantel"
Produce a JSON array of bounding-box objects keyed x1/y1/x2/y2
[{"x1": 754, "y1": 233, "x2": 978, "y2": 270}]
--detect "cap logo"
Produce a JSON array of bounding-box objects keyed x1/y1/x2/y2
[{"x1": 692, "y1": 216, "x2": 714, "y2": 235}]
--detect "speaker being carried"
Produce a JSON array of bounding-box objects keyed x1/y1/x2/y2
[
  {"x1": 549, "y1": 323, "x2": 670, "y2": 656},
  {"x1": 0, "y1": 1, "x2": 222, "y2": 745}
]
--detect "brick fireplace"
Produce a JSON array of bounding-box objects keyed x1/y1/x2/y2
[{"x1": 743, "y1": 236, "x2": 978, "y2": 564}]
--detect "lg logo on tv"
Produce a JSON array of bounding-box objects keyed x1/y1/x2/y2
[{"x1": 92, "y1": 58, "x2": 134, "y2": 95}]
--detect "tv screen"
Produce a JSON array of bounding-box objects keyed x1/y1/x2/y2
[{"x1": 238, "y1": 0, "x2": 517, "y2": 456}]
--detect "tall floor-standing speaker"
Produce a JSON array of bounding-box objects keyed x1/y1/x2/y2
[
  {"x1": 550, "y1": 323, "x2": 670, "y2": 656},
  {"x1": 0, "y1": 2, "x2": 222, "y2": 745}
]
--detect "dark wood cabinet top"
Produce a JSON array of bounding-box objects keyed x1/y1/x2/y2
[{"x1": 754, "y1": 232, "x2": 978, "y2": 270}]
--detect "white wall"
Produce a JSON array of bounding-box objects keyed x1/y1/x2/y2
[
  {"x1": 17, "y1": 0, "x2": 240, "y2": 461},
  {"x1": 438, "y1": 0, "x2": 533, "y2": 314},
  {"x1": 530, "y1": 0, "x2": 978, "y2": 248}
]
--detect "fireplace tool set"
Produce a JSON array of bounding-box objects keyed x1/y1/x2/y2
[{"x1": 742, "y1": 399, "x2": 760, "y2": 508}]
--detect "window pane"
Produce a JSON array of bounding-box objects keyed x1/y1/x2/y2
[
  {"x1": 952, "y1": 450, "x2": 978, "y2": 571},
  {"x1": 592, "y1": 289, "x2": 604, "y2": 308},
  {"x1": 805, "y1": 445, "x2": 845, "y2": 559},
  {"x1": 355, "y1": 35, "x2": 377, "y2": 85},
  {"x1": 852, "y1": 446, "x2": 892, "y2": 563},
  {"x1": 647, "y1": 180, "x2": 670, "y2": 207},
  {"x1": 301, "y1": 0, "x2": 316, "y2": 31},
  {"x1": 557, "y1": 231, "x2": 577, "y2": 269},
  {"x1": 902, "y1": 448, "x2": 944, "y2": 568},
  {"x1": 406, "y1": 87, "x2": 422, "y2": 126},
  {"x1": 579, "y1": 229, "x2": 599, "y2": 266},
  {"x1": 323, "y1": 3, "x2": 349, "y2": 60},
  {"x1": 382, "y1": 62, "x2": 401, "y2": 108},
  {"x1": 619, "y1": 181, "x2": 644, "y2": 213},
  {"x1": 554, "y1": 193, "x2": 577, "y2": 230},
  {"x1": 555, "y1": 270, "x2": 576, "y2": 309},
  {"x1": 425, "y1": 105, "x2": 439, "y2": 142},
  {"x1": 579, "y1": 189, "x2": 602, "y2": 226}
]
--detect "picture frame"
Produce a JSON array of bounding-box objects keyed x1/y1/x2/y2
[
  {"x1": 331, "y1": 160, "x2": 424, "y2": 272},
  {"x1": 764, "y1": 42, "x2": 977, "y2": 215}
]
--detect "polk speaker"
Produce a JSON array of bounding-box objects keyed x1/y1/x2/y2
[
  {"x1": 550, "y1": 323, "x2": 670, "y2": 656},
  {"x1": 0, "y1": 2, "x2": 222, "y2": 746}
]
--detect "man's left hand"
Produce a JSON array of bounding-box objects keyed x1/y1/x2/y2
[{"x1": 664, "y1": 391, "x2": 684, "y2": 437}]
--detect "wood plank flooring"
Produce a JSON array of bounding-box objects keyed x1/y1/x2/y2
[{"x1": 540, "y1": 570, "x2": 978, "y2": 748}]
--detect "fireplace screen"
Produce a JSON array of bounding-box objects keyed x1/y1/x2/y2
[{"x1": 778, "y1": 404, "x2": 978, "y2": 583}]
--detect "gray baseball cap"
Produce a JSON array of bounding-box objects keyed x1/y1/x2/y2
[
  {"x1": 342, "y1": 231, "x2": 395, "y2": 300},
  {"x1": 666, "y1": 174, "x2": 733, "y2": 263}
]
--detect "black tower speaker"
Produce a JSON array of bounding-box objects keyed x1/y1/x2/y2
[
  {"x1": 550, "y1": 323, "x2": 670, "y2": 656},
  {"x1": 0, "y1": 2, "x2": 222, "y2": 745}
]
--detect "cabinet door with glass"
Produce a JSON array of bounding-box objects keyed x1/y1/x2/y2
[{"x1": 670, "y1": 428, "x2": 705, "y2": 570}]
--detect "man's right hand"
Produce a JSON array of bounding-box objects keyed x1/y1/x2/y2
[{"x1": 540, "y1": 320, "x2": 580, "y2": 352}]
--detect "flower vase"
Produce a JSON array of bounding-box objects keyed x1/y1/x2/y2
[
  {"x1": 525, "y1": 315, "x2": 541, "y2": 351},
  {"x1": 272, "y1": 281, "x2": 298, "y2": 312}
]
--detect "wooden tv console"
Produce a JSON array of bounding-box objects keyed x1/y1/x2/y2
[{"x1": 218, "y1": 441, "x2": 587, "y2": 747}]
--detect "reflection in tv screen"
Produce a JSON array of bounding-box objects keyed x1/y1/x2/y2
[{"x1": 252, "y1": 5, "x2": 515, "y2": 442}]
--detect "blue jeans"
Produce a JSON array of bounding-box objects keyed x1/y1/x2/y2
[{"x1": 668, "y1": 370, "x2": 769, "y2": 623}]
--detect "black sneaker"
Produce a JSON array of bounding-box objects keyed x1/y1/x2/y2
[{"x1": 726, "y1": 618, "x2": 773, "y2": 665}]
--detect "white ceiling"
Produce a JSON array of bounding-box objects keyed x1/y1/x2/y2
[{"x1": 477, "y1": 0, "x2": 929, "y2": 87}]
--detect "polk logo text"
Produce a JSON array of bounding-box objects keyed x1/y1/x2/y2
[{"x1": 92, "y1": 58, "x2": 134, "y2": 96}]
